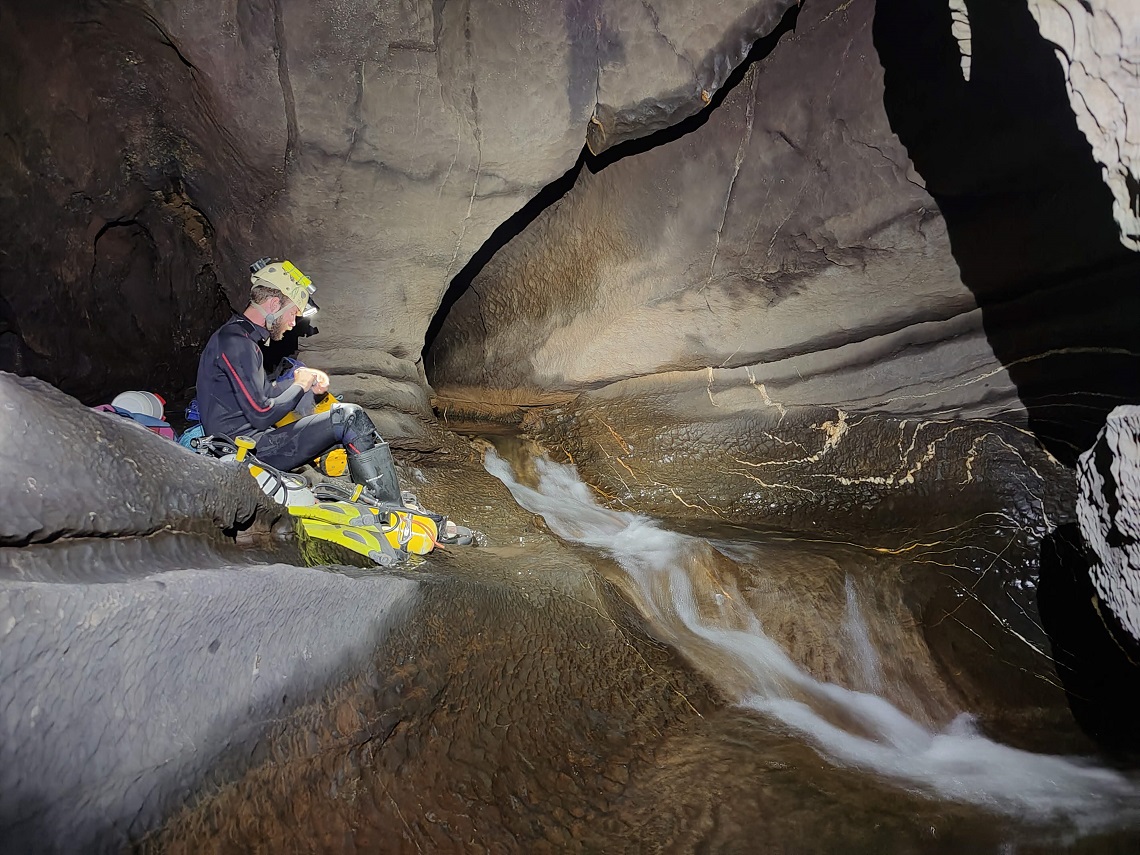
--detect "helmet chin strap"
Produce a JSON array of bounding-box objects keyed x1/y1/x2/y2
[{"x1": 250, "y1": 300, "x2": 284, "y2": 328}]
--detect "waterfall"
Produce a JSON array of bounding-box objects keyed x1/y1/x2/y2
[
  {"x1": 485, "y1": 449, "x2": 1139, "y2": 831},
  {"x1": 842, "y1": 575, "x2": 885, "y2": 694}
]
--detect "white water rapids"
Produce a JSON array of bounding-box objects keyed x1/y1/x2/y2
[{"x1": 485, "y1": 449, "x2": 1140, "y2": 832}]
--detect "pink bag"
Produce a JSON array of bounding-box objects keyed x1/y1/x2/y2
[{"x1": 93, "y1": 404, "x2": 177, "y2": 440}]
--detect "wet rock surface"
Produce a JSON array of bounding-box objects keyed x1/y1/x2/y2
[
  {"x1": 498, "y1": 389, "x2": 1069, "y2": 540},
  {"x1": 138, "y1": 545, "x2": 1120, "y2": 854},
  {"x1": 141, "y1": 564, "x2": 716, "y2": 853},
  {"x1": 1, "y1": 373, "x2": 1135, "y2": 852},
  {"x1": 510, "y1": 395, "x2": 1081, "y2": 741},
  {"x1": 420, "y1": 0, "x2": 1140, "y2": 774}
]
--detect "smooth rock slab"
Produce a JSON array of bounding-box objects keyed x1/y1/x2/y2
[
  {"x1": 0, "y1": 372, "x2": 268, "y2": 546},
  {"x1": 0, "y1": 563, "x2": 418, "y2": 853}
]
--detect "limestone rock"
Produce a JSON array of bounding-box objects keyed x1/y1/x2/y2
[
  {"x1": 0, "y1": 372, "x2": 268, "y2": 544},
  {"x1": 0, "y1": 562, "x2": 419, "y2": 853},
  {"x1": 430, "y1": 0, "x2": 994, "y2": 417},
  {"x1": 1029, "y1": 0, "x2": 1140, "y2": 250},
  {"x1": 1077, "y1": 404, "x2": 1140, "y2": 647},
  {"x1": 948, "y1": 0, "x2": 973, "y2": 81},
  {"x1": 430, "y1": 0, "x2": 1140, "y2": 463},
  {"x1": 0, "y1": 0, "x2": 794, "y2": 411}
]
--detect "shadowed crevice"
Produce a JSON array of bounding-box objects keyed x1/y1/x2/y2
[
  {"x1": 421, "y1": 2, "x2": 803, "y2": 373},
  {"x1": 873, "y1": 0, "x2": 1140, "y2": 464}
]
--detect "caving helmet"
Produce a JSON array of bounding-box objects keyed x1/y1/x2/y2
[{"x1": 249, "y1": 257, "x2": 319, "y2": 318}]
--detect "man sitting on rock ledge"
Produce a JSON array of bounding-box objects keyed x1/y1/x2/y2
[{"x1": 195, "y1": 257, "x2": 403, "y2": 503}]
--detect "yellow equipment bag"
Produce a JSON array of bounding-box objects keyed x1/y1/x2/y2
[
  {"x1": 317, "y1": 447, "x2": 349, "y2": 476},
  {"x1": 389, "y1": 509, "x2": 440, "y2": 556},
  {"x1": 297, "y1": 520, "x2": 401, "y2": 566},
  {"x1": 288, "y1": 501, "x2": 440, "y2": 556},
  {"x1": 275, "y1": 390, "x2": 335, "y2": 427}
]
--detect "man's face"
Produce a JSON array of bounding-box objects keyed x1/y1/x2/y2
[{"x1": 267, "y1": 297, "x2": 301, "y2": 341}]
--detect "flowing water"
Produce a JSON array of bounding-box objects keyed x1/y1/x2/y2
[
  {"x1": 484, "y1": 448, "x2": 1140, "y2": 840},
  {"x1": 841, "y1": 574, "x2": 887, "y2": 693}
]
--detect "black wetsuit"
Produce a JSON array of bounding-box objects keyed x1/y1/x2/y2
[{"x1": 196, "y1": 314, "x2": 375, "y2": 470}]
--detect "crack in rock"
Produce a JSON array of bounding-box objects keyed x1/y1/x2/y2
[{"x1": 270, "y1": 0, "x2": 299, "y2": 171}]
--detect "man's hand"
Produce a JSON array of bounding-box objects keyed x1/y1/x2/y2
[
  {"x1": 311, "y1": 369, "x2": 330, "y2": 396},
  {"x1": 292, "y1": 367, "x2": 317, "y2": 392}
]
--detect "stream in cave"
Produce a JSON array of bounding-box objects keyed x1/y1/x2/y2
[{"x1": 482, "y1": 445, "x2": 1140, "y2": 843}]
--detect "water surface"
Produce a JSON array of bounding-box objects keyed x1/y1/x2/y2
[{"x1": 485, "y1": 447, "x2": 1140, "y2": 847}]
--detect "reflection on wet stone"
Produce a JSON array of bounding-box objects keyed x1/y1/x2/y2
[{"x1": 3, "y1": 0, "x2": 1140, "y2": 849}]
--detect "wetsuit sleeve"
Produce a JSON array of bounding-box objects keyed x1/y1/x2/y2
[{"x1": 218, "y1": 334, "x2": 305, "y2": 430}]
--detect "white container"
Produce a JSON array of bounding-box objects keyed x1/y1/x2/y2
[{"x1": 112, "y1": 390, "x2": 164, "y2": 419}]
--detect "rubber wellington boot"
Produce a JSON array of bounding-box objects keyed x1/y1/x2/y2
[{"x1": 347, "y1": 440, "x2": 402, "y2": 504}]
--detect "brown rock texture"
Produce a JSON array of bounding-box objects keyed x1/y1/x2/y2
[
  {"x1": 0, "y1": 0, "x2": 795, "y2": 429},
  {"x1": 430, "y1": 0, "x2": 1140, "y2": 463}
]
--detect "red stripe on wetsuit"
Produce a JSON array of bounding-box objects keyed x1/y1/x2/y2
[{"x1": 222, "y1": 352, "x2": 272, "y2": 413}]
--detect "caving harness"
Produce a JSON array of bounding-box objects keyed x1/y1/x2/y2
[{"x1": 190, "y1": 255, "x2": 473, "y2": 565}]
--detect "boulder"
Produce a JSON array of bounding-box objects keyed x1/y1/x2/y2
[
  {"x1": 1077, "y1": 404, "x2": 1140, "y2": 651},
  {"x1": 0, "y1": 373, "x2": 268, "y2": 545}
]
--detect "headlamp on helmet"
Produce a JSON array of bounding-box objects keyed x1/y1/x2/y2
[{"x1": 249, "y1": 257, "x2": 319, "y2": 318}]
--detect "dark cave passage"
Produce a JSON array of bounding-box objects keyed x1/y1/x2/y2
[
  {"x1": 0, "y1": 0, "x2": 281, "y2": 406},
  {"x1": 873, "y1": 0, "x2": 1140, "y2": 464}
]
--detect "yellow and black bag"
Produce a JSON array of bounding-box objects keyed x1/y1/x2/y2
[{"x1": 288, "y1": 501, "x2": 440, "y2": 556}]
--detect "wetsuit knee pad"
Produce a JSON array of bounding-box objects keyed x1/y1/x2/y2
[{"x1": 330, "y1": 403, "x2": 379, "y2": 451}]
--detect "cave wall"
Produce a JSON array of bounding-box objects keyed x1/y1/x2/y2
[
  {"x1": 431, "y1": 0, "x2": 994, "y2": 410},
  {"x1": 0, "y1": 0, "x2": 263, "y2": 402},
  {"x1": 429, "y1": 0, "x2": 1140, "y2": 462},
  {"x1": 0, "y1": 0, "x2": 796, "y2": 428},
  {"x1": 875, "y1": 0, "x2": 1140, "y2": 463},
  {"x1": 3, "y1": 0, "x2": 1134, "y2": 455}
]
